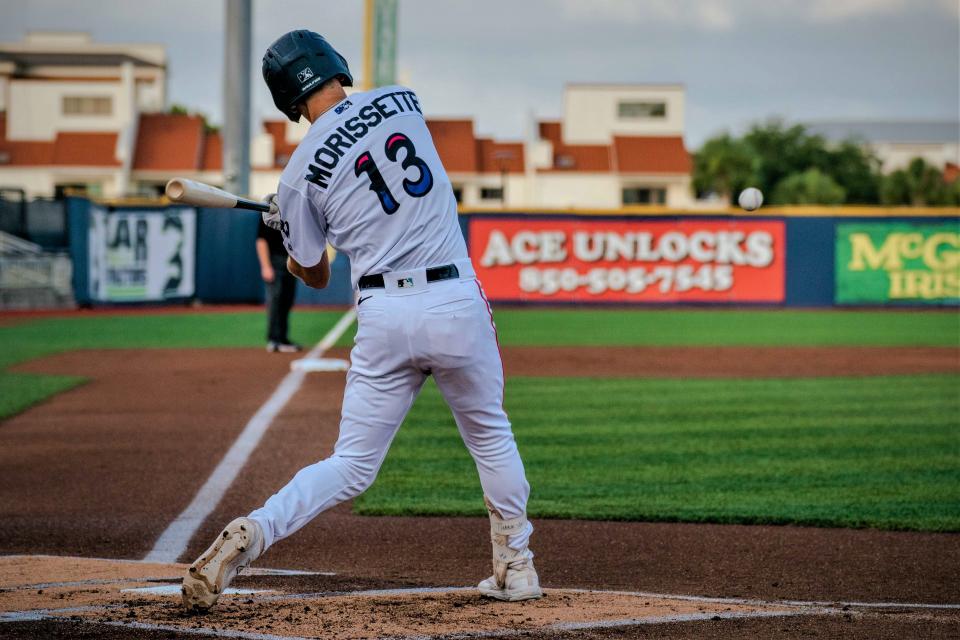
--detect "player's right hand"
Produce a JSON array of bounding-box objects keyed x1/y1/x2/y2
[
  {"x1": 261, "y1": 264, "x2": 276, "y2": 283},
  {"x1": 261, "y1": 193, "x2": 283, "y2": 231}
]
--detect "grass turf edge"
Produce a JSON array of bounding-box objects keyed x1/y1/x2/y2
[{"x1": 354, "y1": 373, "x2": 960, "y2": 533}]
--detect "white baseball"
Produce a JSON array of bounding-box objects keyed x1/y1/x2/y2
[{"x1": 738, "y1": 187, "x2": 764, "y2": 211}]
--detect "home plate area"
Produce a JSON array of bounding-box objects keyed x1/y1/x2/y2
[{"x1": 1, "y1": 555, "x2": 834, "y2": 639}]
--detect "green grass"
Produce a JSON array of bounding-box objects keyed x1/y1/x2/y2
[
  {"x1": 482, "y1": 309, "x2": 960, "y2": 347},
  {"x1": 0, "y1": 310, "x2": 344, "y2": 419},
  {"x1": 355, "y1": 374, "x2": 960, "y2": 531},
  {"x1": 0, "y1": 372, "x2": 86, "y2": 419},
  {"x1": 0, "y1": 310, "x2": 345, "y2": 371},
  {"x1": 2, "y1": 308, "x2": 958, "y2": 531},
  {"x1": 1, "y1": 307, "x2": 956, "y2": 421}
]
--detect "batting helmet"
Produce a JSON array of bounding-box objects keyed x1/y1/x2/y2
[{"x1": 262, "y1": 30, "x2": 353, "y2": 122}]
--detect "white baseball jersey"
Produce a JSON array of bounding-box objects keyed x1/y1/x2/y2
[
  {"x1": 276, "y1": 85, "x2": 468, "y2": 287},
  {"x1": 249, "y1": 84, "x2": 534, "y2": 565}
]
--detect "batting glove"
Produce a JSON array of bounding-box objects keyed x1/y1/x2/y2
[{"x1": 261, "y1": 193, "x2": 283, "y2": 231}]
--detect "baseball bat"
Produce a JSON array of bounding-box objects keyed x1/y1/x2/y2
[{"x1": 164, "y1": 177, "x2": 270, "y2": 212}]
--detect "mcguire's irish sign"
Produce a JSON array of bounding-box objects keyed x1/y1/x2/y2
[{"x1": 835, "y1": 222, "x2": 959, "y2": 304}]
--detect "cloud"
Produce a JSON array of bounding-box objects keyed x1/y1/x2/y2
[
  {"x1": 560, "y1": 0, "x2": 736, "y2": 32},
  {"x1": 697, "y1": 1, "x2": 736, "y2": 31},
  {"x1": 940, "y1": 0, "x2": 960, "y2": 16},
  {"x1": 561, "y1": 0, "x2": 955, "y2": 28},
  {"x1": 806, "y1": 0, "x2": 910, "y2": 23},
  {"x1": 0, "y1": 0, "x2": 955, "y2": 148}
]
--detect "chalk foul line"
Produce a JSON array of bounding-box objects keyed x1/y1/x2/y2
[{"x1": 142, "y1": 308, "x2": 357, "y2": 564}]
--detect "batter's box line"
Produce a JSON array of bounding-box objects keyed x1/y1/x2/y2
[
  {"x1": 0, "y1": 576, "x2": 181, "y2": 592},
  {"x1": 243, "y1": 584, "x2": 960, "y2": 613},
  {"x1": 0, "y1": 605, "x2": 117, "y2": 623},
  {"x1": 0, "y1": 606, "x2": 830, "y2": 640},
  {"x1": 0, "y1": 553, "x2": 336, "y2": 589},
  {"x1": 573, "y1": 588, "x2": 960, "y2": 612}
]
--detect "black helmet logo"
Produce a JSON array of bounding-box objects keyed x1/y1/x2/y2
[{"x1": 297, "y1": 67, "x2": 314, "y2": 84}]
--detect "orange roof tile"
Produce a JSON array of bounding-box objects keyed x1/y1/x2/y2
[
  {"x1": 545, "y1": 144, "x2": 612, "y2": 172},
  {"x1": 200, "y1": 131, "x2": 222, "y2": 171},
  {"x1": 538, "y1": 120, "x2": 562, "y2": 146},
  {"x1": 0, "y1": 112, "x2": 119, "y2": 167},
  {"x1": 262, "y1": 117, "x2": 521, "y2": 175},
  {"x1": 263, "y1": 120, "x2": 297, "y2": 168},
  {"x1": 134, "y1": 113, "x2": 204, "y2": 171},
  {"x1": 613, "y1": 136, "x2": 691, "y2": 174},
  {"x1": 0, "y1": 111, "x2": 53, "y2": 165},
  {"x1": 426, "y1": 119, "x2": 477, "y2": 173},
  {"x1": 52, "y1": 132, "x2": 119, "y2": 166},
  {"x1": 944, "y1": 162, "x2": 959, "y2": 183},
  {"x1": 0, "y1": 134, "x2": 54, "y2": 165},
  {"x1": 477, "y1": 139, "x2": 524, "y2": 174},
  {"x1": 536, "y1": 120, "x2": 613, "y2": 172}
]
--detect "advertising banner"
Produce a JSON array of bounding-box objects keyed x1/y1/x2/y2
[
  {"x1": 835, "y1": 222, "x2": 959, "y2": 304},
  {"x1": 88, "y1": 206, "x2": 196, "y2": 302},
  {"x1": 468, "y1": 217, "x2": 785, "y2": 303}
]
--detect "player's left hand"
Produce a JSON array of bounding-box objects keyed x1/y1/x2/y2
[{"x1": 261, "y1": 193, "x2": 283, "y2": 231}]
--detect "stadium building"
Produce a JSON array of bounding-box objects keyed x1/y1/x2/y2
[{"x1": 0, "y1": 32, "x2": 695, "y2": 208}]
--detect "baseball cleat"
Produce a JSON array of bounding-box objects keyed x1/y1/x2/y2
[
  {"x1": 478, "y1": 553, "x2": 542, "y2": 601},
  {"x1": 267, "y1": 341, "x2": 303, "y2": 353},
  {"x1": 181, "y1": 517, "x2": 264, "y2": 612},
  {"x1": 477, "y1": 496, "x2": 543, "y2": 602}
]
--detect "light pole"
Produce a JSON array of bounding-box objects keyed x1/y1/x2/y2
[{"x1": 223, "y1": 0, "x2": 252, "y2": 196}]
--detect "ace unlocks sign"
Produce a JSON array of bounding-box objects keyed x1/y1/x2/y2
[
  {"x1": 468, "y1": 217, "x2": 785, "y2": 302},
  {"x1": 835, "y1": 223, "x2": 960, "y2": 304}
]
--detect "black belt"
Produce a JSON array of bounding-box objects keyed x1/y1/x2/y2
[{"x1": 358, "y1": 264, "x2": 460, "y2": 290}]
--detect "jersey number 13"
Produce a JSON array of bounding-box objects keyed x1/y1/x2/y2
[{"x1": 354, "y1": 132, "x2": 434, "y2": 215}]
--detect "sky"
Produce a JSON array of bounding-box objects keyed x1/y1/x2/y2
[{"x1": 1, "y1": 0, "x2": 957, "y2": 148}]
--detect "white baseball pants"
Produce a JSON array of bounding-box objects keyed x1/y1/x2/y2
[{"x1": 249, "y1": 259, "x2": 532, "y2": 552}]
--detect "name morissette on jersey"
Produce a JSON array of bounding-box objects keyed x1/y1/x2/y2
[{"x1": 305, "y1": 89, "x2": 423, "y2": 190}]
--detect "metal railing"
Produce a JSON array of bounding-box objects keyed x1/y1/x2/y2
[
  {"x1": 0, "y1": 230, "x2": 74, "y2": 309},
  {"x1": 0, "y1": 193, "x2": 69, "y2": 248}
]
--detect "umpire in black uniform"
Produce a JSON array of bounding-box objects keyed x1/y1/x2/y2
[{"x1": 256, "y1": 218, "x2": 302, "y2": 352}]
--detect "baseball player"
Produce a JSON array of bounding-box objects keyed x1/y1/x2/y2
[{"x1": 181, "y1": 30, "x2": 541, "y2": 611}]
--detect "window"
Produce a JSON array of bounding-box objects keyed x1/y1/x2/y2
[
  {"x1": 451, "y1": 186, "x2": 463, "y2": 203},
  {"x1": 480, "y1": 187, "x2": 504, "y2": 201},
  {"x1": 62, "y1": 96, "x2": 113, "y2": 116},
  {"x1": 554, "y1": 154, "x2": 575, "y2": 169},
  {"x1": 622, "y1": 187, "x2": 666, "y2": 205},
  {"x1": 618, "y1": 101, "x2": 666, "y2": 119}
]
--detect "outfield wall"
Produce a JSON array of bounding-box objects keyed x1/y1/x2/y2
[
  {"x1": 66, "y1": 198, "x2": 958, "y2": 307},
  {"x1": 67, "y1": 198, "x2": 352, "y2": 306},
  {"x1": 462, "y1": 210, "x2": 959, "y2": 307}
]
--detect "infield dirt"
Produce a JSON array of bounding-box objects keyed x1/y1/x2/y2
[{"x1": 1, "y1": 346, "x2": 958, "y2": 638}]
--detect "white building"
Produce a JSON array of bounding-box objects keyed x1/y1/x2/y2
[
  {"x1": 526, "y1": 84, "x2": 693, "y2": 208},
  {"x1": 805, "y1": 120, "x2": 960, "y2": 174},
  {"x1": 0, "y1": 31, "x2": 166, "y2": 198},
  {"x1": 0, "y1": 33, "x2": 695, "y2": 209},
  {"x1": 252, "y1": 84, "x2": 695, "y2": 209}
]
